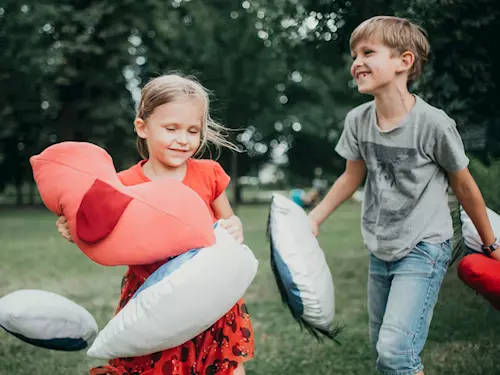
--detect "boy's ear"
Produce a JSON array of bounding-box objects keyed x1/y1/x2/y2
[
  {"x1": 397, "y1": 50, "x2": 415, "y2": 74},
  {"x1": 134, "y1": 117, "x2": 147, "y2": 139}
]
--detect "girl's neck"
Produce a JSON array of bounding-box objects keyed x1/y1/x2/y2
[
  {"x1": 142, "y1": 158, "x2": 187, "y2": 181},
  {"x1": 374, "y1": 85, "x2": 415, "y2": 131}
]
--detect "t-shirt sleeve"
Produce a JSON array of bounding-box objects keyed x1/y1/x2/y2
[
  {"x1": 213, "y1": 161, "x2": 231, "y2": 200},
  {"x1": 334, "y1": 111, "x2": 362, "y2": 160},
  {"x1": 433, "y1": 120, "x2": 469, "y2": 173}
]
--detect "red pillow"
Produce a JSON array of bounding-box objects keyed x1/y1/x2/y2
[
  {"x1": 30, "y1": 142, "x2": 215, "y2": 266},
  {"x1": 457, "y1": 253, "x2": 500, "y2": 311}
]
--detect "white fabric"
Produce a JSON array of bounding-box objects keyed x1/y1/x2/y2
[
  {"x1": 87, "y1": 225, "x2": 258, "y2": 359},
  {"x1": 0, "y1": 289, "x2": 98, "y2": 344},
  {"x1": 268, "y1": 193, "x2": 335, "y2": 332},
  {"x1": 461, "y1": 205, "x2": 500, "y2": 252}
]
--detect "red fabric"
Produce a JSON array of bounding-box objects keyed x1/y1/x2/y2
[
  {"x1": 90, "y1": 158, "x2": 253, "y2": 375},
  {"x1": 31, "y1": 142, "x2": 215, "y2": 266},
  {"x1": 457, "y1": 253, "x2": 500, "y2": 311},
  {"x1": 118, "y1": 159, "x2": 230, "y2": 224},
  {"x1": 76, "y1": 179, "x2": 133, "y2": 243}
]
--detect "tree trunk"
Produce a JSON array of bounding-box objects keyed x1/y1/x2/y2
[
  {"x1": 29, "y1": 180, "x2": 35, "y2": 205},
  {"x1": 231, "y1": 152, "x2": 242, "y2": 210},
  {"x1": 15, "y1": 179, "x2": 23, "y2": 206}
]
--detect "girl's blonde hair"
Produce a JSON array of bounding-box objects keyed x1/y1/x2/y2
[
  {"x1": 135, "y1": 73, "x2": 239, "y2": 159},
  {"x1": 350, "y1": 16, "x2": 430, "y2": 84}
]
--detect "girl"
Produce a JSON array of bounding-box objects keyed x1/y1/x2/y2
[{"x1": 56, "y1": 74, "x2": 254, "y2": 375}]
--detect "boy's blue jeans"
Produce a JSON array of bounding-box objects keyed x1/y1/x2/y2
[{"x1": 368, "y1": 240, "x2": 451, "y2": 375}]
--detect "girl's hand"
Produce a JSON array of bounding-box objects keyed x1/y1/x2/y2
[
  {"x1": 56, "y1": 215, "x2": 74, "y2": 243},
  {"x1": 220, "y1": 215, "x2": 244, "y2": 244}
]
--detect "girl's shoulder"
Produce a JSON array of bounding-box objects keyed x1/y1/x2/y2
[
  {"x1": 117, "y1": 161, "x2": 148, "y2": 186},
  {"x1": 186, "y1": 158, "x2": 230, "y2": 202},
  {"x1": 187, "y1": 158, "x2": 226, "y2": 177}
]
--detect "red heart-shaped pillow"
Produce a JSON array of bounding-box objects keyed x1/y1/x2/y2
[
  {"x1": 457, "y1": 253, "x2": 500, "y2": 311},
  {"x1": 30, "y1": 142, "x2": 215, "y2": 266}
]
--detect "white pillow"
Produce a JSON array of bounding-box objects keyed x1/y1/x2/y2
[
  {"x1": 87, "y1": 223, "x2": 258, "y2": 359},
  {"x1": 0, "y1": 289, "x2": 98, "y2": 351},
  {"x1": 268, "y1": 193, "x2": 339, "y2": 340},
  {"x1": 460, "y1": 205, "x2": 500, "y2": 252}
]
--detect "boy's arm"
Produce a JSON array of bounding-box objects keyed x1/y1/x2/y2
[
  {"x1": 431, "y1": 119, "x2": 499, "y2": 260},
  {"x1": 309, "y1": 159, "x2": 366, "y2": 230},
  {"x1": 448, "y1": 168, "x2": 500, "y2": 261}
]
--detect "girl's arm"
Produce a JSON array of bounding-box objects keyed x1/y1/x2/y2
[
  {"x1": 211, "y1": 191, "x2": 244, "y2": 244},
  {"x1": 211, "y1": 191, "x2": 234, "y2": 219},
  {"x1": 448, "y1": 167, "x2": 500, "y2": 261}
]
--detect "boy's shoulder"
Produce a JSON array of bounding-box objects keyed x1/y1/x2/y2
[
  {"x1": 346, "y1": 100, "x2": 375, "y2": 123},
  {"x1": 414, "y1": 95, "x2": 457, "y2": 133}
]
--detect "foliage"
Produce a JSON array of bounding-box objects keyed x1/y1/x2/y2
[{"x1": 1, "y1": 0, "x2": 500, "y2": 204}]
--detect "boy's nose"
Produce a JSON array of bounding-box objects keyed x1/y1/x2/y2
[
  {"x1": 352, "y1": 56, "x2": 363, "y2": 67},
  {"x1": 351, "y1": 58, "x2": 364, "y2": 75}
]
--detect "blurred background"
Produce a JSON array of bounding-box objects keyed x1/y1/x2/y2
[
  {"x1": 2, "y1": 2, "x2": 500, "y2": 374},
  {"x1": 1, "y1": 0, "x2": 499, "y2": 209}
]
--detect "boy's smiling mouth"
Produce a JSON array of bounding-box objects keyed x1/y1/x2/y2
[{"x1": 356, "y1": 71, "x2": 371, "y2": 80}]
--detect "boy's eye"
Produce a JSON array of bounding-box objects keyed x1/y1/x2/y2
[
  {"x1": 364, "y1": 50, "x2": 374, "y2": 55},
  {"x1": 166, "y1": 127, "x2": 176, "y2": 131}
]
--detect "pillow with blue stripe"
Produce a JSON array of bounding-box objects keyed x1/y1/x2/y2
[
  {"x1": 460, "y1": 205, "x2": 500, "y2": 253},
  {"x1": 87, "y1": 222, "x2": 258, "y2": 359},
  {"x1": 267, "y1": 193, "x2": 341, "y2": 341},
  {"x1": 0, "y1": 289, "x2": 98, "y2": 351}
]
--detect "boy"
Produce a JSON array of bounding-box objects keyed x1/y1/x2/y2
[{"x1": 309, "y1": 16, "x2": 499, "y2": 375}]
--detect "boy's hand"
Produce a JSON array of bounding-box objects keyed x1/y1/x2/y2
[
  {"x1": 309, "y1": 215, "x2": 319, "y2": 237},
  {"x1": 56, "y1": 215, "x2": 74, "y2": 243},
  {"x1": 220, "y1": 215, "x2": 244, "y2": 244}
]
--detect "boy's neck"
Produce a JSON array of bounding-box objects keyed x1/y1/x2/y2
[
  {"x1": 142, "y1": 158, "x2": 187, "y2": 181},
  {"x1": 373, "y1": 86, "x2": 416, "y2": 131}
]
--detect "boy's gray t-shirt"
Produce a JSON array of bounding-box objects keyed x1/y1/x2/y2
[{"x1": 335, "y1": 95, "x2": 469, "y2": 261}]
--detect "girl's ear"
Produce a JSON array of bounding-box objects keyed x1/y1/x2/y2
[
  {"x1": 134, "y1": 118, "x2": 147, "y2": 139},
  {"x1": 397, "y1": 50, "x2": 415, "y2": 74}
]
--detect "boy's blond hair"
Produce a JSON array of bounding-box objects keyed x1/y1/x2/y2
[
  {"x1": 350, "y1": 16, "x2": 430, "y2": 84},
  {"x1": 136, "y1": 73, "x2": 238, "y2": 159}
]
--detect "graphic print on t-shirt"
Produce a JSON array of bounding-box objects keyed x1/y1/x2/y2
[{"x1": 361, "y1": 141, "x2": 419, "y2": 241}]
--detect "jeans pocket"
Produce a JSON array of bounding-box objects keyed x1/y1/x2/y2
[
  {"x1": 414, "y1": 240, "x2": 452, "y2": 273},
  {"x1": 413, "y1": 241, "x2": 441, "y2": 265}
]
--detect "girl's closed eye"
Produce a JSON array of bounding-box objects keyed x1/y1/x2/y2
[{"x1": 164, "y1": 125, "x2": 177, "y2": 132}]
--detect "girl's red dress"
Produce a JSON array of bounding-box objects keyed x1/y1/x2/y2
[{"x1": 90, "y1": 159, "x2": 254, "y2": 375}]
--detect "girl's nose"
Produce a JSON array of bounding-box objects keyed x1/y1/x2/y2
[{"x1": 176, "y1": 132, "x2": 188, "y2": 145}]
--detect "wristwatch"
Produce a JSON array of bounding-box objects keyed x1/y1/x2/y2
[{"x1": 482, "y1": 238, "x2": 500, "y2": 257}]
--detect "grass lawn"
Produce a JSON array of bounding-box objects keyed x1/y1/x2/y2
[{"x1": 0, "y1": 202, "x2": 499, "y2": 375}]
